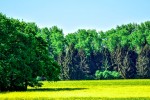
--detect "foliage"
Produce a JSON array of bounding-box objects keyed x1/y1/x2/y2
[
  {"x1": 0, "y1": 13, "x2": 60, "y2": 91},
  {"x1": 1, "y1": 12, "x2": 150, "y2": 84},
  {"x1": 95, "y1": 70, "x2": 121, "y2": 79},
  {"x1": 59, "y1": 21, "x2": 150, "y2": 80},
  {"x1": 49, "y1": 26, "x2": 65, "y2": 59}
]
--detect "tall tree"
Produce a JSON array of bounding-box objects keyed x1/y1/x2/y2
[
  {"x1": 49, "y1": 26, "x2": 65, "y2": 59},
  {"x1": 0, "y1": 13, "x2": 60, "y2": 91}
]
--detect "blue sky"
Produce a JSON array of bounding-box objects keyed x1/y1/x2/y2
[{"x1": 0, "y1": 0, "x2": 150, "y2": 34}]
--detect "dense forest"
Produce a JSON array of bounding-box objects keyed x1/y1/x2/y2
[
  {"x1": 0, "y1": 13, "x2": 150, "y2": 91},
  {"x1": 56, "y1": 21, "x2": 150, "y2": 80}
]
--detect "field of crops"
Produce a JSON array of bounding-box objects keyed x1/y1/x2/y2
[{"x1": 0, "y1": 79, "x2": 150, "y2": 100}]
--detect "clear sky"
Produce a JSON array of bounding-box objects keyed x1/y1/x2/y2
[{"x1": 0, "y1": 0, "x2": 150, "y2": 34}]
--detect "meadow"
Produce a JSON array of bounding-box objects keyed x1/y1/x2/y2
[{"x1": 0, "y1": 79, "x2": 150, "y2": 100}]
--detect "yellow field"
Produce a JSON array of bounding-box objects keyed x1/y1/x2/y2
[{"x1": 0, "y1": 79, "x2": 150, "y2": 100}]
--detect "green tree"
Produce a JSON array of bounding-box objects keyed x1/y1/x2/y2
[
  {"x1": 49, "y1": 26, "x2": 65, "y2": 59},
  {"x1": 0, "y1": 13, "x2": 60, "y2": 91}
]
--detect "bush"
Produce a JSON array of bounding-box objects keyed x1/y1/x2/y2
[
  {"x1": 95, "y1": 70, "x2": 103, "y2": 79},
  {"x1": 95, "y1": 70, "x2": 121, "y2": 79}
]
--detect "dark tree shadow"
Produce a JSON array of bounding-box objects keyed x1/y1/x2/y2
[
  {"x1": 0, "y1": 88, "x2": 87, "y2": 93},
  {"x1": 27, "y1": 88, "x2": 87, "y2": 92}
]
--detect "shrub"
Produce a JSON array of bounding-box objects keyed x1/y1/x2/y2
[
  {"x1": 95, "y1": 70, "x2": 121, "y2": 79},
  {"x1": 95, "y1": 70, "x2": 103, "y2": 79}
]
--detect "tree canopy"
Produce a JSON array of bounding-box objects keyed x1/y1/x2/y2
[
  {"x1": 1, "y1": 12, "x2": 150, "y2": 91},
  {"x1": 0, "y1": 13, "x2": 60, "y2": 91}
]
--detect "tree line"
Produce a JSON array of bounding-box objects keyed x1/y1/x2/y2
[
  {"x1": 45, "y1": 22, "x2": 150, "y2": 80},
  {"x1": 0, "y1": 13, "x2": 150, "y2": 91}
]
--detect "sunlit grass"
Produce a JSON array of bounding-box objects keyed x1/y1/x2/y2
[{"x1": 0, "y1": 79, "x2": 150, "y2": 100}]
